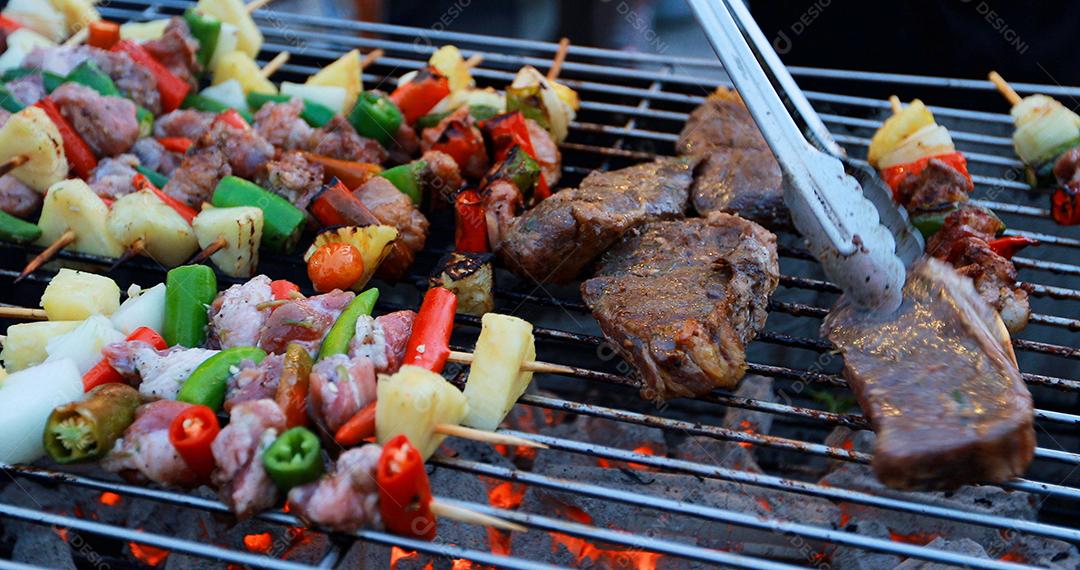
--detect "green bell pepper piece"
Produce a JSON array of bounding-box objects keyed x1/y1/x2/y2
[
  {"x1": 0, "y1": 210, "x2": 42, "y2": 244},
  {"x1": 317, "y1": 288, "x2": 380, "y2": 360},
  {"x1": 181, "y1": 93, "x2": 254, "y2": 123},
  {"x1": 163, "y1": 265, "x2": 218, "y2": 347},
  {"x1": 0, "y1": 68, "x2": 37, "y2": 83},
  {"x1": 134, "y1": 164, "x2": 169, "y2": 188},
  {"x1": 378, "y1": 161, "x2": 426, "y2": 205},
  {"x1": 44, "y1": 383, "x2": 141, "y2": 463},
  {"x1": 178, "y1": 347, "x2": 267, "y2": 410},
  {"x1": 489, "y1": 145, "x2": 540, "y2": 196},
  {"x1": 247, "y1": 92, "x2": 335, "y2": 128},
  {"x1": 415, "y1": 104, "x2": 500, "y2": 131},
  {"x1": 0, "y1": 86, "x2": 24, "y2": 113},
  {"x1": 347, "y1": 91, "x2": 403, "y2": 147},
  {"x1": 211, "y1": 176, "x2": 306, "y2": 253},
  {"x1": 263, "y1": 427, "x2": 323, "y2": 490},
  {"x1": 183, "y1": 8, "x2": 221, "y2": 69},
  {"x1": 66, "y1": 60, "x2": 121, "y2": 97}
]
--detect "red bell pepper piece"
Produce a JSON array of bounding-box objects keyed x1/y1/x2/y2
[
  {"x1": 481, "y1": 111, "x2": 550, "y2": 201},
  {"x1": 1051, "y1": 181, "x2": 1080, "y2": 226},
  {"x1": 157, "y1": 136, "x2": 193, "y2": 154},
  {"x1": 168, "y1": 405, "x2": 221, "y2": 482},
  {"x1": 987, "y1": 236, "x2": 1037, "y2": 259},
  {"x1": 0, "y1": 15, "x2": 23, "y2": 34},
  {"x1": 880, "y1": 151, "x2": 972, "y2": 198},
  {"x1": 334, "y1": 401, "x2": 378, "y2": 446},
  {"x1": 390, "y1": 67, "x2": 451, "y2": 125},
  {"x1": 34, "y1": 98, "x2": 97, "y2": 179},
  {"x1": 213, "y1": 108, "x2": 250, "y2": 131},
  {"x1": 132, "y1": 173, "x2": 198, "y2": 224},
  {"x1": 309, "y1": 179, "x2": 381, "y2": 227},
  {"x1": 454, "y1": 189, "x2": 488, "y2": 252},
  {"x1": 430, "y1": 120, "x2": 485, "y2": 172},
  {"x1": 377, "y1": 434, "x2": 437, "y2": 540},
  {"x1": 111, "y1": 40, "x2": 190, "y2": 113},
  {"x1": 402, "y1": 287, "x2": 457, "y2": 373},
  {"x1": 270, "y1": 279, "x2": 301, "y2": 300},
  {"x1": 82, "y1": 327, "x2": 166, "y2": 392},
  {"x1": 86, "y1": 20, "x2": 121, "y2": 50}
]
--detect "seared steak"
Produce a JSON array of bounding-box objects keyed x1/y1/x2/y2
[
  {"x1": 499, "y1": 157, "x2": 695, "y2": 284},
  {"x1": 582, "y1": 212, "x2": 779, "y2": 400},
  {"x1": 824, "y1": 258, "x2": 1035, "y2": 490}
]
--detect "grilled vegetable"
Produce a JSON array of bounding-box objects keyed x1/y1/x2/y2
[
  {"x1": 390, "y1": 67, "x2": 451, "y2": 124},
  {"x1": 429, "y1": 252, "x2": 494, "y2": 316},
  {"x1": 44, "y1": 383, "x2": 140, "y2": 464},
  {"x1": 110, "y1": 284, "x2": 167, "y2": 336},
  {"x1": 168, "y1": 404, "x2": 220, "y2": 482},
  {"x1": 377, "y1": 434, "x2": 437, "y2": 540},
  {"x1": 317, "y1": 288, "x2": 379, "y2": 360},
  {"x1": 334, "y1": 401, "x2": 376, "y2": 445},
  {"x1": 263, "y1": 427, "x2": 323, "y2": 490},
  {"x1": 304, "y1": 48, "x2": 362, "y2": 111},
  {"x1": 0, "y1": 28, "x2": 55, "y2": 73},
  {"x1": 1, "y1": 0, "x2": 66, "y2": 41},
  {"x1": 379, "y1": 161, "x2": 425, "y2": 204},
  {"x1": 36, "y1": 179, "x2": 125, "y2": 258},
  {"x1": 454, "y1": 190, "x2": 487, "y2": 253},
  {"x1": 0, "y1": 320, "x2": 80, "y2": 372},
  {"x1": 276, "y1": 344, "x2": 312, "y2": 428},
  {"x1": 1010, "y1": 95, "x2": 1080, "y2": 166},
  {"x1": 867, "y1": 99, "x2": 935, "y2": 168},
  {"x1": 348, "y1": 91, "x2": 403, "y2": 147},
  {"x1": 300, "y1": 152, "x2": 381, "y2": 189},
  {"x1": 211, "y1": 176, "x2": 303, "y2": 253},
  {"x1": 506, "y1": 65, "x2": 575, "y2": 143},
  {"x1": 0, "y1": 105, "x2": 68, "y2": 192},
  {"x1": 199, "y1": 79, "x2": 249, "y2": 114},
  {"x1": 402, "y1": 287, "x2": 456, "y2": 373},
  {"x1": 87, "y1": 20, "x2": 120, "y2": 49},
  {"x1": 879, "y1": 151, "x2": 971, "y2": 195},
  {"x1": 248, "y1": 91, "x2": 334, "y2": 127},
  {"x1": 461, "y1": 313, "x2": 535, "y2": 431},
  {"x1": 1052, "y1": 182, "x2": 1080, "y2": 226},
  {"x1": 107, "y1": 190, "x2": 200, "y2": 268},
  {"x1": 376, "y1": 365, "x2": 469, "y2": 459},
  {"x1": 34, "y1": 97, "x2": 96, "y2": 178},
  {"x1": 0, "y1": 359, "x2": 83, "y2": 464},
  {"x1": 118, "y1": 19, "x2": 169, "y2": 41},
  {"x1": 306, "y1": 242, "x2": 364, "y2": 293},
  {"x1": 0, "y1": 210, "x2": 40, "y2": 244},
  {"x1": 163, "y1": 264, "x2": 217, "y2": 347},
  {"x1": 82, "y1": 326, "x2": 166, "y2": 391},
  {"x1": 195, "y1": 0, "x2": 263, "y2": 58},
  {"x1": 878, "y1": 124, "x2": 956, "y2": 169},
  {"x1": 182, "y1": 92, "x2": 254, "y2": 123},
  {"x1": 279, "y1": 83, "x2": 347, "y2": 117},
  {"x1": 178, "y1": 346, "x2": 267, "y2": 410},
  {"x1": 192, "y1": 206, "x2": 264, "y2": 278},
  {"x1": 40, "y1": 268, "x2": 121, "y2": 321},
  {"x1": 302, "y1": 225, "x2": 398, "y2": 291},
  {"x1": 213, "y1": 50, "x2": 276, "y2": 95},
  {"x1": 111, "y1": 40, "x2": 190, "y2": 113},
  {"x1": 44, "y1": 315, "x2": 125, "y2": 374},
  {"x1": 50, "y1": 0, "x2": 99, "y2": 35},
  {"x1": 429, "y1": 45, "x2": 473, "y2": 93},
  {"x1": 183, "y1": 8, "x2": 221, "y2": 68}
]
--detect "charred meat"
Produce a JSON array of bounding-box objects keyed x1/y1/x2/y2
[{"x1": 353, "y1": 177, "x2": 430, "y2": 281}]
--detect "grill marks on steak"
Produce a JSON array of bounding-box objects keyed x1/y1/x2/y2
[
  {"x1": 824, "y1": 258, "x2": 1035, "y2": 490},
  {"x1": 582, "y1": 212, "x2": 779, "y2": 400},
  {"x1": 499, "y1": 157, "x2": 695, "y2": 284}
]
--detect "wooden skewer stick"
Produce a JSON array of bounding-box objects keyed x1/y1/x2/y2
[
  {"x1": 429, "y1": 499, "x2": 527, "y2": 533},
  {"x1": 63, "y1": 27, "x2": 89, "y2": 48},
  {"x1": 988, "y1": 71, "x2": 1022, "y2": 106},
  {"x1": 0, "y1": 154, "x2": 29, "y2": 178},
  {"x1": 246, "y1": 0, "x2": 275, "y2": 14},
  {"x1": 360, "y1": 48, "x2": 384, "y2": 70},
  {"x1": 188, "y1": 236, "x2": 227, "y2": 265},
  {"x1": 433, "y1": 422, "x2": 546, "y2": 449},
  {"x1": 15, "y1": 229, "x2": 76, "y2": 283},
  {"x1": 547, "y1": 37, "x2": 570, "y2": 81},
  {"x1": 464, "y1": 54, "x2": 484, "y2": 70},
  {"x1": 108, "y1": 238, "x2": 146, "y2": 272},
  {"x1": 888, "y1": 95, "x2": 903, "y2": 115},
  {"x1": 447, "y1": 350, "x2": 576, "y2": 376},
  {"x1": 0, "y1": 306, "x2": 47, "y2": 320},
  {"x1": 260, "y1": 52, "x2": 290, "y2": 79}
]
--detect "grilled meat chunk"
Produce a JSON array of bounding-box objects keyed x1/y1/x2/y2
[
  {"x1": 92, "y1": 49, "x2": 162, "y2": 115},
  {"x1": 420, "y1": 150, "x2": 464, "y2": 200},
  {"x1": 103, "y1": 400, "x2": 201, "y2": 488},
  {"x1": 224, "y1": 354, "x2": 285, "y2": 412},
  {"x1": 288, "y1": 445, "x2": 383, "y2": 532},
  {"x1": 254, "y1": 99, "x2": 313, "y2": 150},
  {"x1": 310, "y1": 353, "x2": 378, "y2": 433},
  {"x1": 51, "y1": 82, "x2": 139, "y2": 157},
  {"x1": 0, "y1": 175, "x2": 42, "y2": 218},
  {"x1": 256, "y1": 150, "x2": 324, "y2": 210},
  {"x1": 421, "y1": 107, "x2": 488, "y2": 179},
  {"x1": 132, "y1": 137, "x2": 183, "y2": 176},
  {"x1": 257, "y1": 289, "x2": 355, "y2": 356},
  {"x1": 143, "y1": 17, "x2": 201, "y2": 90},
  {"x1": 582, "y1": 212, "x2": 779, "y2": 400},
  {"x1": 103, "y1": 341, "x2": 218, "y2": 400},
  {"x1": 209, "y1": 275, "x2": 274, "y2": 349},
  {"x1": 309, "y1": 115, "x2": 387, "y2": 164},
  {"x1": 354, "y1": 177, "x2": 429, "y2": 281},
  {"x1": 5, "y1": 74, "x2": 45, "y2": 106},
  {"x1": 824, "y1": 258, "x2": 1035, "y2": 490},
  {"x1": 678, "y1": 87, "x2": 769, "y2": 153},
  {"x1": 499, "y1": 157, "x2": 695, "y2": 284},
  {"x1": 162, "y1": 145, "x2": 232, "y2": 208},
  {"x1": 348, "y1": 311, "x2": 416, "y2": 374},
  {"x1": 895, "y1": 157, "x2": 973, "y2": 212},
  {"x1": 154, "y1": 109, "x2": 215, "y2": 141},
  {"x1": 88, "y1": 154, "x2": 140, "y2": 199},
  {"x1": 526, "y1": 117, "x2": 561, "y2": 187},
  {"x1": 198, "y1": 120, "x2": 276, "y2": 180},
  {"x1": 1053, "y1": 146, "x2": 1080, "y2": 184},
  {"x1": 212, "y1": 399, "x2": 286, "y2": 518}
]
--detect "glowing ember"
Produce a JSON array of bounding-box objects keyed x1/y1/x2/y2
[
  {"x1": 488, "y1": 528, "x2": 512, "y2": 556},
  {"x1": 129, "y1": 542, "x2": 170, "y2": 566},
  {"x1": 547, "y1": 503, "x2": 663, "y2": 570},
  {"x1": 390, "y1": 546, "x2": 417, "y2": 570},
  {"x1": 738, "y1": 420, "x2": 755, "y2": 448},
  {"x1": 756, "y1": 498, "x2": 772, "y2": 512},
  {"x1": 597, "y1": 444, "x2": 657, "y2": 470},
  {"x1": 451, "y1": 559, "x2": 474, "y2": 569},
  {"x1": 488, "y1": 482, "x2": 526, "y2": 510},
  {"x1": 888, "y1": 530, "x2": 941, "y2": 545},
  {"x1": 1000, "y1": 551, "x2": 1026, "y2": 563},
  {"x1": 838, "y1": 511, "x2": 851, "y2": 528},
  {"x1": 99, "y1": 492, "x2": 121, "y2": 507},
  {"x1": 243, "y1": 533, "x2": 273, "y2": 553},
  {"x1": 53, "y1": 527, "x2": 69, "y2": 542}
]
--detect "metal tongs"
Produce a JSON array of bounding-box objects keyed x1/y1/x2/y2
[{"x1": 687, "y1": 0, "x2": 920, "y2": 312}]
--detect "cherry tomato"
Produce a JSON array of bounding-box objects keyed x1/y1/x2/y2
[{"x1": 307, "y1": 243, "x2": 364, "y2": 292}]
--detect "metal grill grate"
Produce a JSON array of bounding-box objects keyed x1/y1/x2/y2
[{"x1": 1, "y1": 1, "x2": 1078, "y2": 568}]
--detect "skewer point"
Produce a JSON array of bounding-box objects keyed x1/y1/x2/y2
[
  {"x1": 188, "y1": 236, "x2": 227, "y2": 265},
  {"x1": 547, "y1": 37, "x2": 570, "y2": 81},
  {"x1": 988, "y1": 71, "x2": 1022, "y2": 106},
  {"x1": 260, "y1": 51, "x2": 291, "y2": 79},
  {"x1": 360, "y1": 49, "x2": 384, "y2": 70},
  {"x1": 434, "y1": 423, "x2": 548, "y2": 449},
  {"x1": 246, "y1": 0, "x2": 275, "y2": 14},
  {"x1": 108, "y1": 238, "x2": 146, "y2": 272},
  {"x1": 16, "y1": 229, "x2": 76, "y2": 283},
  {"x1": 0, "y1": 154, "x2": 30, "y2": 178},
  {"x1": 429, "y1": 500, "x2": 527, "y2": 533}
]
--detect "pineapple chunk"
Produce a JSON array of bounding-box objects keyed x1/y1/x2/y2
[
  {"x1": 303, "y1": 225, "x2": 398, "y2": 291},
  {"x1": 551, "y1": 81, "x2": 580, "y2": 112},
  {"x1": 0, "y1": 106, "x2": 68, "y2": 192},
  {"x1": 428, "y1": 252, "x2": 494, "y2": 317},
  {"x1": 376, "y1": 365, "x2": 469, "y2": 459},
  {"x1": 49, "y1": 0, "x2": 99, "y2": 34},
  {"x1": 867, "y1": 99, "x2": 936, "y2": 168},
  {"x1": 36, "y1": 179, "x2": 125, "y2": 258},
  {"x1": 107, "y1": 190, "x2": 199, "y2": 268},
  {"x1": 307, "y1": 49, "x2": 362, "y2": 113},
  {"x1": 3, "y1": 0, "x2": 67, "y2": 42},
  {"x1": 429, "y1": 45, "x2": 472, "y2": 93},
  {"x1": 877, "y1": 124, "x2": 956, "y2": 169},
  {"x1": 462, "y1": 314, "x2": 535, "y2": 431},
  {"x1": 119, "y1": 19, "x2": 170, "y2": 42},
  {"x1": 0, "y1": 320, "x2": 81, "y2": 372},
  {"x1": 196, "y1": 0, "x2": 262, "y2": 57},
  {"x1": 213, "y1": 50, "x2": 277, "y2": 95},
  {"x1": 193, "y1": 206, "x2": 263, "y2": 278},
  {"x1": 40, "y1": 268, "x2": 121, "y2": 321}
]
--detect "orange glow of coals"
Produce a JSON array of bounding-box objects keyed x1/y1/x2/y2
[
  {"x1": 451, "y1": 560, "x2": 475, "y2": 569},
  {"x1": 390, "y1": 546, "x2": 418, "y2": 570},
  {"x1": 99, "y1": 492, "x2": 121, "y2": 507},
  {"x1": 243, "y1": 533, "x2": 273, "y2": 553},
  {"x1": 53, "y1": 527, "x2": 69, "y2": 542},
  {"x1": 888, "y1": 530, "x2": 941, "y2": 545},
  {"x1": 488, "y1": 482, "x2": 526, "y2": 510},
  {"x1": 129, "y1": 542, "x2": 170, "y2": 566},
  {"x1": 545, "y1": 503, "x2": 664, "y2": 570},
  {"x1": 597, "y1": 444, "x2": 658, "y2": 470}
]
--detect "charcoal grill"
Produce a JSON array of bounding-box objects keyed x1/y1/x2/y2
[{"x1": 1, "y1": 1, "x2": 1079, "y2": 568}]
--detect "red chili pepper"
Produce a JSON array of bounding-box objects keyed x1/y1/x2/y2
[
  {"x1": 390, "y1": 68, "x2": 451, "y2": 125},
  {"x1": 431, "y1": 120, "x2": 485, "y2": 172},
  {"x1": 403, "y1": 287, "x2": 457, "y2": 373},
  {"x1": 987, "y1": 236, "x2": 1038, "y2": 259},
  {"x1": 111, "y1": 40, "x2": 190, "y2": 113},
  {"x1": 0, "y1": 15, "x2": 24, "y2": 34},
  {"x1": 82, "y1": 327, "x2": 166, "y2": 392},
  {"x1": 880, "y1": 151, "x2": 972, "y2": 198},
  {"x1": 270, "y1": 279, "x2": 300, "y2": 300},
  {"x1": 132, "y1": 173, "x2": 198, "y2": 224},
  {"x1": 309, "y1": 179, "x2": 380, "y2": 227},
  {"x1": 168, "y1": 405, "x2": 221, "y2": 482},
  {"x1": 334, "y1": 401, "x2": 378, "y2": 446},
  {"x1": 1051, "y1": 181, "x2": 1080, "y2": 226},
  {"x1": 213, "y1": 108, "x2": 250, "y2": 131},
  {"x1": 377, "y1": 434, "x2": 437, "y2": 541},
  {"x1": 157, "y1": 137, "x2": 193, "y2": 154},
  {"x1": 86, "y1": 20, "x2": 121, "y2": 50},
  {"x1": 454, "y1": 189, "x2": 487, "y2": 252},
  {"x1": 481, "y1": 112, "x2": 550, "y2": 201},
  {"x1": 34, "y1": 98, "x2": 97, "y2": 179}
]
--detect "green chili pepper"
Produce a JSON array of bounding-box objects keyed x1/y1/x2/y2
[
  {"x1": 42, "y1": 72, "x2": 66, "y2": 94},
  {"x1": 163, "y1": 264, "x2": 218, "y2": 347},
  {"x1": 415, "y1": 104, "x2": 500, "y2": 131},
  {"x1": 347, "y1": 91, "x2": 403, "y2": 147},
  {"x1": 317, "y1": 288, "x2": 379, "y2": 360},
  {"x1": 134, "y1": 164, "x2": 169, "y2": 188},
  {"x1": 910, "y1": 203, "x2": 1004, "y2": 240},
  {"x1": 0, "y1": 210, "x2": 42, "y2": 244},
  {"x1": 0, "y1": 68, "x2": 37, "y2": 83},
  {"x1": 247, "y1": 92, "x2": 334, "y2": 128},
  {"x1": 178, "y1": 346, "x2": 267, "y2": 410},
  {"x1": 181, "y1": 93, "x2": 254, "y2": 123},
  {"x1": 66, "y1": 60, "x2": 121, "y2": 97},
  {"x1": 263, "y1": 427, "x2": 323, "y2": 490},
  {"x1": 0, "y1": 86, "x2": 25, "y2": 113},
  {"x1": 43, "y1": 383, "x2": 141, "y2": 463},
  {"x1": 211, "y1": 176, "x2": 306, "y2": 253},
  {"x1": 506, "y1": 83, "x2": 549, "y2": 132},
  {"x1": 488, "y1": 145, "x2": 540, "y2": 196},
  {"x1": 378, "y1": 161, "x2": 426, "y2": 205},
  {"x1": 135, "y1": 106, "x2": 154, "y2": 137},
  {"x1": 183, "y1": 8, "x2": 221, "y2": 69}
]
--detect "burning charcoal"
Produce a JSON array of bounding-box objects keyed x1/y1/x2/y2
[
  {"x1": 830, "y1": 520, "x2": 903, "y2": 570},
  {"x1": 894, "y1": 537, "x2": 989, "y2": 569},
  {"x1": 10, "y1": 524, "x2": 76, "y2": 569},
  {"x1": 677, "y1": 376, "x2": 775, "y2": 473}
]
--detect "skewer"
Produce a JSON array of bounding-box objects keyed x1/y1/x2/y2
[
  {"x1": 0, "y1": 154, "x2": 29, "y2": 178},
  {"x1": 188, "y1": 236, "x2": 227, "y2": 265},
  {"x1": 429, "y1": 499, "x2": 526, "y2": 532},
  {"x1": 888, "y1": 95, "x2": 903, "y2": 115},
  {"x1": 108, "y1": 238, "x2": 146, "y2": 272},
  {"x1": 260, "y1": 52, "x2": 290, "y2": 79},
  {"x1": 15, "y1": 229, "x2": 76, "y2": 283},
  {"x1": 447, "y1": 350, "x2": 576, "y2": 376},
  {"x1": 0, "y1": 306, "x2": 47, "y2": 320},
  {"x1": 547, "y1": 37, "x2": 570, "y2": 81},
  {"x1": 988, "y1": 71, "x2": 1022, "y2": 106},
  {"x1": 432, "y1": 423, "x2": 545, "y2": 449},
  {"x1": 463, "y1": 53, "x2": 484, "y2": 70},
  {"x1": 246, "y1": 0, "x2": 275, "y2": 14},
  {"x1": 360, "y1": 48, "x2": 384, "y2": 70},
  {"x1": 63, "y1": 27, "x2": 88, "y2": 47}
]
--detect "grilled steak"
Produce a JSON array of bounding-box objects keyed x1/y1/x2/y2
[
  {"x1": 824, "y1": 258, "x2": 1035, "y2": 490},
  {"x1": 499, "y1": 157, "x2": 695, "y2": 284},
  {"x1": 582, "y1": 212, "x2": 779, "y2": 400},
  {"x1": 678, "y1": 87, "x2": 788, "y2": 225}
]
